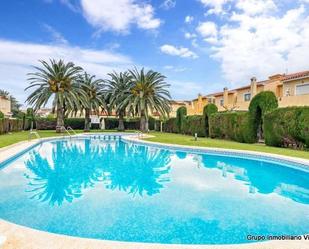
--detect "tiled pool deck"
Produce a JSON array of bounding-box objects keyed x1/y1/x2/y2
[{"x1": 0, "y1": 134, "x2": 308, "y2": 249}]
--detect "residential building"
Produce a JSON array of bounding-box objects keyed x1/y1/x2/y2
[
  {"x1": 0, "y1": 96, "x2": 11, "y2": 116},
  {"x1": 175, "y1": 70, "x2": 309, "y2": 115}
]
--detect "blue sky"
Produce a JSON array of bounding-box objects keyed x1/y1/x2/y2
[{"x1": 0, "y1": 0, "x2": 308, "y2": 106}]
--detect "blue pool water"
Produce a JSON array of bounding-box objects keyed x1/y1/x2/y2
[{"x1": 0, "y1": 137, "x2": 309, "y2": 245}]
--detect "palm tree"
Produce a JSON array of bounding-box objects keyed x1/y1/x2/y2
[
  {"x1": 105, "y1": 71, "x2": 133, "y2": 131},
  {"x1": 76, "y1": 72, "x2": 106, "y2": 132},
  {"x1": 124, "y1": 68, "x2": 171, "y2": 132},
  {"x1": 26, "y1": 59, "x2": 85, "y2": 132}
]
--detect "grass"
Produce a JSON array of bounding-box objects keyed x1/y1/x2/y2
[
  {"x1": 0, "y1": 130, "x2": 134, "y2": 148},
  {"x1": 1, "y1": 130, "x2": 308, "y2": 160},
  {"x1": 145, "y1": 132, "x2": 309, "y2": 160}
]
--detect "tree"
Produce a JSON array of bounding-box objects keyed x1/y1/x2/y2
[
  {"x1": 26, "y1": 59, "x2": 85, "y2": 133},
  {"x1": 105, "y1": 71, "x2": 133, "y2": 131},
  {"x1": 76, "y1": 73, "x2": 106, "y2": 132},
  {"x1": 124, "y1": 68, "x2": 171, "y2": 132},
  {"x1": 0, "y1": 89, "x2": 21, "y2": 115}
]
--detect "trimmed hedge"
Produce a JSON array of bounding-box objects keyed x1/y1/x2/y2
[
  {"x1": 0, "y1": 118, "x2": 24, "y2": 134},
  {"x1": 264, "y1": 107, "x2": 309, "y2": 149},
  {"x1": 249, "y1": 91, "x2": 278, "y2": 141},
  {"x1": 184, "y1": 115, "x2": 206, "y2": 137},
  {"x1": 176, "y1": 107, "x2": 187, "y2": 133},
  {"x1": 163, "y1": 118, "x2": 177, "y2": 133},
  {"x1": 209, "y1": 112, "x2": 255, "y2": 143},
  {"x1": 36, "y1": 117, "x2": 155, "y2": 131},
  {"x1": 203, "y1": 104, "x2": 218, "y2": 137}
]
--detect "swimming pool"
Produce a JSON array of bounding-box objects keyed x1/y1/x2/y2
[{"x1": 0, "y1": 136, "x2": 308, "y2": 245}]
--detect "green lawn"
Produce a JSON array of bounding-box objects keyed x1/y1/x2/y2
[
  {"x1": 0, "y1": 130, "x2": 134, "y2": 148},
  {"x1": 1, "y1": 130, "x2": 308, "y2": 160},
  {"x1": 146, "y1": 132, "x2": 309, "y2": 160}
]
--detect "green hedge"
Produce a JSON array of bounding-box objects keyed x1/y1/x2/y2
[
  {"x1": 209, "y1": 112, "x2": 255, "y2": 143},
  {"x1": 249, "y1": 91, "x2": 278, "y2": 142},
  {"x1": 203, "y1": 104, "x2": 218, "y2": 137},
  {"x1": 163, "y1": 118, "x2": 177, "y2": 133},
  {"x1": 183, "y1": 115, "x2": 206, "y2": 137},
  {"x1": 36, "y1": 117, "x2": 155, "y2": 131},
  {"x1": 176, "y1": 107, "x2": 187, "y2": 133},
  {"x1": 264, "y1": 107, "x2": 309, "y2": 148},
  {"x1": 0, "y1": 119, "x2": 24, "y2": 134}
]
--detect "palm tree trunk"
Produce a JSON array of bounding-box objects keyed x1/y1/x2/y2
[
  {"x1": 56, "y1": 107, "x2": 64, "y2": 133},
  {"x1": 140, "y1": 110, "x2": 147, "y2": 132},
  {"x1": 84, "y1": 108, "x2": 91, "y2": 132},
  {"x1": 118, "y1": 111, "x2": 125, "y2": 131}
]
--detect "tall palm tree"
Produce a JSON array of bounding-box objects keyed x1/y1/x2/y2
[
  {"x1": 76, "y1": 72, "x2": 106, "y2": 132},
  {"x1": 124, "y1": 68, "x2": 171, "y2": 132},
  {"x1": 105, "y1": 71, "x2": 133, "y2": 131},
  {"x1": 26, "y1": 59, "x2": 85, "y2": 132}
]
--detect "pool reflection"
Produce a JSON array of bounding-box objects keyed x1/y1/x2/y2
[
  {"x1": 24, "y1": 139, "x2": 309, "y2": 206},
  {"x1": 24, "y1": 139, "x2": 171, "y2": 205}
]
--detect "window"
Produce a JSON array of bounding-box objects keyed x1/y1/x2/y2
[
  {"x1": 296, "y1": 83, "x2": 309, "y2": 95},
  {"x1": 220, "y1": 99, "x2": 224, "y2": 106},
  {"x1": 244, "y1": 93, "x2": 251, "y2": 102}
]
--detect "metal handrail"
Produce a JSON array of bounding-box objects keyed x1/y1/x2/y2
[
  {"x1": 28, "y1": 130, "x2": 41, "y2": 141},
  {"x1": 60, "y1": 126, "x2": 72, "y2": 137},
  {"x1": 67, "y1": 126, "x2": 77, "y2": 136}
]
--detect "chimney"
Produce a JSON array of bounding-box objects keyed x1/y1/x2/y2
[
  {"x1": 223, "y1": 87, "x2": 228, "y2": 107},
  {"x1": 250, "y1": 77, "x2": 257, "y2": 97}
]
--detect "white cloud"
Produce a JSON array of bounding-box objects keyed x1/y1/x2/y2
[
  {"x1": 196, "y1": 21, "x2": 218, "y2": 43},
  {"x1": 185, "y1": 15, "x2": 194, "y2": 23},
  {"x1": 199, "y1": 0, "x2": 232, "y2": 15},
  {"x1": 209, "y1": 4, "x2": 309, "y2": 85},
  {"x1": 235, "y1": 0, "x2": 277, "y2": 16},
  {"x1": 0, "y1": 40, "x2": 133, "y2": 106},
  {"x1": 80, "y1": 0, "x2": 161, "y2": 33},
  {"x1": 42, "y1": 24, "x2": 68, "y2": 45},
  {"x1": 161, "y1": 0, "x2": 176, "y2": 10},
  {"x1": 160, "y1": 44, "x2": 198, "y2": 59},
  {"x1": 184, "y1": 32, "x2": 196, "y2": 39},
  {"x1": 164, "y1": 65, "x2": 188, "y2": 72}
]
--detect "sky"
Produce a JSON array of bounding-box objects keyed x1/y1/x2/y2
[{"x1": 0, "y1": 0, "x2": 308, "y2": 107}]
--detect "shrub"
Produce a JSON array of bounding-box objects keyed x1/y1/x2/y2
[
  {"x1": 65, "y1": 118, "x2": 84, "y2": 129},
  {"x1": 264, "y1": 107, "x2": 309, "y2": 149},
  {"x1": 203, "y1": 104, "x2": 218, "y2": 137},
  {"x1": 0, "y1": 111, "x2": 4, "y2": 119},
  {"x1": 184, "y1": 115, "x2": 206, "y2": 137},
  {"x1": 209, "y1": 112, "x2": 255, "y2": 143},
  {"x1": 163, "y1": 118, "x2": 177, "y2": 133},
  {"x1": 176, "y1": 107, "x2": 187, "y2": 133},
  {"x1": 0, "y1": 118, "x2": 23, "y2": 134},
  {"x1": 249, "y1": 91, "x2": 278, "y2": 141}
]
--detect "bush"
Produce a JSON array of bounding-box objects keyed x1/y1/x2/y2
[
  {"x1": 249, "y1": 91, "x2": 278, "y2": 141},
  {"x1": 36, "y1": 117, "x2": 57, "y2": 130},
  {"x1": 203, "y1": 104, "x2": 218, "y2": 137},
  {"x1": 264, "y1": 107, "x2": 309, "y2": 149},
  {"x1": 65, "y1": 118, "x2": 85, "y2": 129},
  {"x1": 209, "y1": 112, "x2": 255, "y2": 143},
  {"x1": 0, "y1": 118, "x2": 23, "y2": 134},
  {"x1": 176, "y1": 107, "x2": 187, "y2": 133},
  {"x1": 163, "y1": 118, "x2": 177, "y2": 133},
  {"x1": 0, "y1": 111, "x2": 4, "y2": 119},
  {"x1": 184, "y1": 115, "x2": 206, "y2": 137}
]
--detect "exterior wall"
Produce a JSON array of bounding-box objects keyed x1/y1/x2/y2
[
  {"x1": 279, "y1": 95, "x2": 309, "y2": 107},
  {"x1": 282, "y1": 78, "x2": 309, "y2": 97},
  {"x1": 0, "y1": 97, "x2": 11, "y2": 115}
]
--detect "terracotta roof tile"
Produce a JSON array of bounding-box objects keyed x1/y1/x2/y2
[{"x1": 283, "y1": 71, "x2": 309, "y2": 81}]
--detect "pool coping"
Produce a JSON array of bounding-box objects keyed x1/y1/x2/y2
[{"x1": 0, "y1": 133, "x2": 309, "y2": 249}]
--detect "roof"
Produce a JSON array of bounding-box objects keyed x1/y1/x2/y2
[{"x1": 283, "y1": 71, "x2": 309, "y2": 82}]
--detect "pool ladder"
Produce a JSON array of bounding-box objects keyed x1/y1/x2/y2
[
  {"x1": 28, "y1": 130, "x2": 41, "y2": 141},
  {"x1": 60, "y1": 126, "x2": 77, "y2": 137}
]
